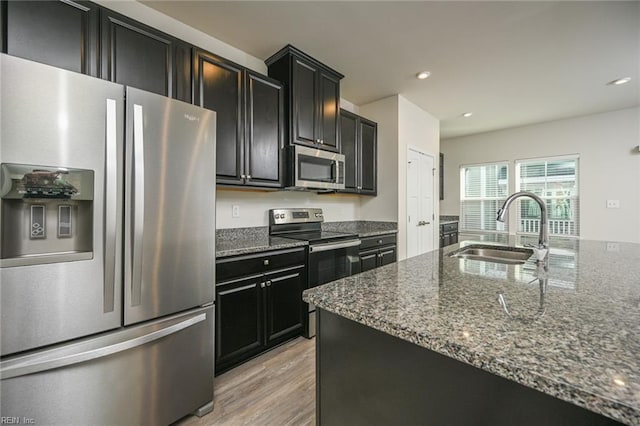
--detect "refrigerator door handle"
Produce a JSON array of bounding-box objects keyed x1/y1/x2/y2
[
  {"x1": 104, "y1": 98, "x2": 118, "y2": 313},
  {"x1": 131, "y1": 104, "x2": 145, "y2": 306},
  {"x1": 0, "y1": 313, "x2": 206, "y2": 380}
]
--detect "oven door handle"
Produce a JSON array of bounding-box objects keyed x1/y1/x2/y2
[{"x1": 309, "y1": 239, "x2": 361, "y2": 253}]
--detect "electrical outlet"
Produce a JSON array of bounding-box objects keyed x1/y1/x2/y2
[
  {"x1": 606, "y1": 242, "x2": 620, "y2": 252},
  {"x1": 606, "y1": 200, "x2": 620, "y2": 209},
  {"x1": 232, "y1": 205, "x2": 240, "y2": 218}
]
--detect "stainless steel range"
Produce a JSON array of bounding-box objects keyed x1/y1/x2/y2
[{"x1": 269, "y1": 208, "x2": 361, "y2": 337}]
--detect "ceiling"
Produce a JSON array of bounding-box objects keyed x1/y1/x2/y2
[{"x1": 142, "y1": 1, "x2": 639, "y2": 139}]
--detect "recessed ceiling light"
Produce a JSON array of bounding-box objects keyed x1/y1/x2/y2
[
  {"x1": 416, "y1": 71, "x2": 431, "y2": 80},
  {"x1": 462, "y1": 112, "x2": 473, "y2": 118},
  {"x1": 608, "y1": 77, "x2": 631, "y2": 86}
]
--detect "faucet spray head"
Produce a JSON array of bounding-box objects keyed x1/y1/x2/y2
[{"x1": 496, "y1": 208, "x2": 506, "y2": 222}]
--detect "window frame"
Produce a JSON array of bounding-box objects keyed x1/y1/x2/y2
[
  {"x1": 459, "y1": 161, "x2": 510, "y2": 234},
  {"x1": 515, "y1": 154, "x2": 580, "y2": 238}
]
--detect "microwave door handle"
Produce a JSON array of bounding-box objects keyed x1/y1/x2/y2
[{"x1": 331, "y1": 161, "x2": 336, "y2": 181}]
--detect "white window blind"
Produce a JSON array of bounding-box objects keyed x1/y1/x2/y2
[
  {"x1": 516, "y1": 156, "x2": 579, "y2": 237},
  {"x1": 460, "y1": 163, "x2": 509, "y2": 232}
]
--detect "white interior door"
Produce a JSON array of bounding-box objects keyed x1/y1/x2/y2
[{"x1": 407, "y1": 148, "x2": 435, "y2": 258}]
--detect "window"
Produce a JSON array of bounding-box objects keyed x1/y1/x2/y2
[
  {"x1": 516, "y1": 156, "x2": 579, "y2": 237},
  {"x1": 460, "y1": 163, "x2": 509, "y2": 232}
]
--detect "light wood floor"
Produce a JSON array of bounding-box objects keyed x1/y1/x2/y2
[{"x1": 176, "y1": 337, "x2": 316, "y2": 426}]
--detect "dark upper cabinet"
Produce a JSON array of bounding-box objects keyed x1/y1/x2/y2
[
  {"x1": 244, "y1": 70, "x2": 284, "y2": 188},
  {"x1": 339, "y1": 109, "x2": 377, "y2": 195},
  {"x1": 194, "y1": 50, "x2": 283, "y2": 188},
  {"x1": 2, "y1": 0, "x2": 99, "y2": 76},
  {"x1": 266, "y1": 45, "x2": 343, "y2": 153},
  {"x1": 193, "y1": 49, "x2": 244, "y2": 184},
  {"x1": 101, "y1": 10, "x2": 178, "y2": 98},
  {"x1": 340, "y1": 111, "x2": 358, "y2": 190}
]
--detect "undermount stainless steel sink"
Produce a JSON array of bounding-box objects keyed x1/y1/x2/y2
[{"x1": 449, "y1": 245, "x2": 533, "y2": 265}]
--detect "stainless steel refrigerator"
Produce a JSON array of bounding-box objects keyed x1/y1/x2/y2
[{"x1": 0, "y1": 54, "x2": 216, "y2": 425}]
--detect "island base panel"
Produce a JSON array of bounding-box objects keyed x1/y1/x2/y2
[{"x1": 316, "y1": 309, "x2": 620, "y2": 426}]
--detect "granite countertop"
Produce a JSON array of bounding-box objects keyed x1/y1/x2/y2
[
  {"x1": 217, "y1": 221, "x2": 398, "y2": 257},
  {"x1": 216, "y1": 227, "x2": 307, "y2": 257},
  {"x1": 303, "y1": 237, "x2": 640, "y2": 424},
  {"x1": 322, "y1": 221, "x2": 397, "y2": 237}
]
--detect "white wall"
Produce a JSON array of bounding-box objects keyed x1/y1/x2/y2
[
  {"x1": 441, "y1": 107, "x2": 640, "y2": 243},
  {"x1": 360, "y1": 95, "x2": 440, "y2": 260},
  {"x1": 216, "y1": 189, "x2": 360, "y2": 228},
  {"x1": 398, "y1": 96, "x2": 440, "y2": 258}
]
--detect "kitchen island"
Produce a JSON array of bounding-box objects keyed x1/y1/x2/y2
[{"x1": 303, "y1": 238, "x2": 640, "y2": 425}]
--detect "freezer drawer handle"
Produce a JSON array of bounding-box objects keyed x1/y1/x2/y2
[
  {"x1": 131, "y1": 104, "x2": 145, "y2": 306},
  {"x1": 0, "y1": 313, "x2": 206, "y2": 380}
]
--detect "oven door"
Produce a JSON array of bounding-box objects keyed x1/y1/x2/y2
[{"x1": 306, "y1": 238, "x2": 361, "y2": 337}]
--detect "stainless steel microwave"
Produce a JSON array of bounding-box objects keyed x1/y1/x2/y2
[{"x1": 286, "y1": 145, "x2": 345, "y2": 190}]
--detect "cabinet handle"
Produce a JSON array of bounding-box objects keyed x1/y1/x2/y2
[
  {"x1": 378, "y1": 240, "x2": 383, "y2": 244},
  {"x1": 263, "y1": 259, "x2": 269, "y2": 266},
  {"x1": 260, "y1": 282, "x2": 266, "y2": 288},
  {"x1": 266, "y1": 280, "x2": 272, "y2": 287},
  {"x1": 320, "y1": 139, "x2": 324, "y2": 144},
  {"x1": 316, "y1": 139, "x2": 321, "y2": 143},
  {"x1": 246, "y1": 175, "x2": 251, "y2": 180},
  {"x1": 241, "y1": 174, "x2": 246, "y2": 179}
]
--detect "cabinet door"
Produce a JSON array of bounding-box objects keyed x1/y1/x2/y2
[
  {"x1": 340, "y1": 110, "x2": 358, "y2": 193},
  {"x1": 319, "y1": 71, "x2": 340, "y2": 152},
  {"x1": 101, "y1": 11, "x2": 174, "y2": 97},
  {"x1": 4, "y1": 0, "x2": 99, "y2": 76},
  {"x1": 216, "y1": 275, "x2": 264, "y2": 373},
  {"x1": 245, "y1": 71, "x2": 283, "y2": 187},
  {"x1": 379, "y1": 247, "x2": 397, "y2": 267},
  {"x1": 359, "y1": 118, "x2": 377, "y2": 195},
  {"x1": 292, "y1": 58, "x2": 318, "y2": 146},
  {"x1": 264, "y1": 266, "x2": 305, "y2": 344},
  {"x1": 360, "y1": 250, "x2": 379, "y2": 272},
  {"x1": 194, "y1": 50, "x2": 244, "y2": 184}
]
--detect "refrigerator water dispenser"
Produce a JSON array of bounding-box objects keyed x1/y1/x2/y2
[{"x1": 0, "y1": 163, "x2": 94, "y2": 267}]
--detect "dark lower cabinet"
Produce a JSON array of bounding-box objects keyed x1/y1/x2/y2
[
  {"x1": 440, "y1": 222, "x2": 459, "y2": 248},
  {"x1": 216, "y1": 275, "x2": 263, "y2": 370},
  {"x1": 340, "y1": 109, "x2": 377, "y2": 195},
  {"x1": 264, "y1": 267, "x2": 305, "y2": 343},
  {"x1": 2, "y1": 0, "x2": 99, "y2": 76},
  {"x1": 215, "y1": 247, "x2": 306, "y2": 374},
  {"x1": 359, "y1": 233, "x2": 397, "y2": 272},
  {"x1": 101, "y1": 9, "x2": 187, "y2": 99}
]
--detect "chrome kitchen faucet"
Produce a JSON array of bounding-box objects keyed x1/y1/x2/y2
[{"x1": 497, "y1": 191, "x2": 549, "y2": 261}]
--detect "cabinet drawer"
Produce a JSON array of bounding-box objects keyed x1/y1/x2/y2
[
  {"x1": 441, "y1": 222, "x2": 458, "y2": 233},
  {"x1": 216, "y1": 247, "x2": 306, "y2": 283},
  {"x1": 359, "y1": 234, "x2": 397, "y2": 251}
]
